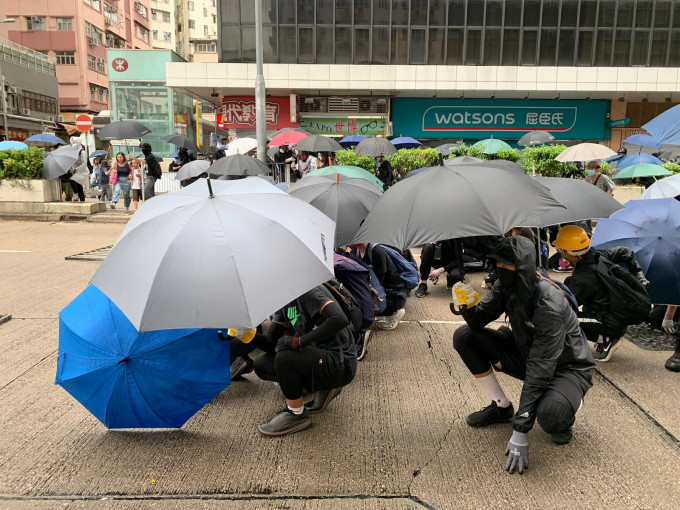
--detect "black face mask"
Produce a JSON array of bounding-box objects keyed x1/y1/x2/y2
[{"x1": 496, "y1": 267, "x2": 517, "y2": 290}]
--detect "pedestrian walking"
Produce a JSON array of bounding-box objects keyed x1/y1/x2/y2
[
  {"x1": 110, "y1": 152, "x2": 132, "y2": 210},
  {"x1": 587, "y1": 161, "x2": 615, "y2": 195},
  {"x1": 129, "y1": 159, "x2": 143, "y2": 211},
  {"x1": 140, "y1": 143, "x2": 162, "y2": 199},
  {"x1": 99, "y1": 160, "x2": 112, "y2": 203}
]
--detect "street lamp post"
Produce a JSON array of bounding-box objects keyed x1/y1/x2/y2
[{"x1": 1, "y1": 18, "x2": 17, "y2": 141}]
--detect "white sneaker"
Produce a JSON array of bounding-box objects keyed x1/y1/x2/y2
[{"x1": 380, "y1": 308, "x2": 406, "y2": 330}]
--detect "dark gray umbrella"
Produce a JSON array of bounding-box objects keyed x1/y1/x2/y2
[
  {"x1": 435, "y1": 142, "x2": 463, "y2": 156},
  {"x1": 354, "y1": 137, "x2": 397, "y2": 157},
  {"x1": 482, "y1": 160, "x2": 526, "y2": 175},
  {"x1": 445, "y1": 156, "x2": 484, "y2": 166},
  {"x1": 295, "y1": 135, "x2": 343, "y2": 153},
  {"x1": 42, "y1": 145, "x2": 80, "y2": 179},
  {"x1": 97, "y1": 120, "x2": 151, "y2": 141},
  {"x1": 162, "y1": 134, "x2": 199, "y2": 152},
  {"x1": 352, "y1": 163, "x2": 564, "y2": 250},
  {"x1": 210, "y1": 154, "x2": 269, "y2": 178},
  {"x1": 519, "y1": 176, "x2": 623, "y2": 228},
  {"x1": 518, "y1": 131, "x2": 555, "y2": 147},
  {"x1": 658, "y1": 148, "x2": 680, "y2": 162},
  {"x1": 289, "y1": 174, "x2": 382, "y2": 248}
]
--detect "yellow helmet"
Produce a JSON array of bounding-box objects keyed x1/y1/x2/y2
[{"x1": 552, "y1": 225, "x2": 590, "y2": 254}]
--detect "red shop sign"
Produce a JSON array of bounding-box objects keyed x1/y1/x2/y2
[
  {"x1": 218, "y1": 96, "x2": 297, "y2": 130},
  {"x1": 8, "y1": 128, "x2": 29, "y2": 141}
]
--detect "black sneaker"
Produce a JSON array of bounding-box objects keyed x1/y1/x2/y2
[
  {"x1": 665, "y1": 339, "x2": 680, "y2": 372},
  {"x1": 593, "y1": 337, "x2": 623, "y2": 362},
  {"x1": 357, "y1": 330, "x2": 372, "y2": 361},
  {"x1": 415, "y1": 283, "x2": 428, "y2": 298},
  {"x1": 230, "y1": 356, "x2": 254, "y2": 380},
  {"x1": 550, "y1": 426, "x2": 573, "y2": 445},
  {"x1": 304, "y1": 387, "x2": 342, "y2": 414},
  {"x1": 465, "y1": 401, "x2": 514, "y2": 427},
  {"x1": 258, "y1": 408, "x2": 312, "y2": 436}
]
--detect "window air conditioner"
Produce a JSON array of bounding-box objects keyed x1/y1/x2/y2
[
  {"x1": 8, "y1": 86, "x2": 21, "y2": 94},
  {"x1": 57, "y1": 115, "x2": 65, "y2": 122},
  {"x1": 21, "y1": 108, "x2": 31, "y2": 116},
  {"x1": 45, "y1": 115, "x2": 55, "y2": 122}
]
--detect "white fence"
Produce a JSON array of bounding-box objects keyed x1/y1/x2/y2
[{"x1": 155, "y1": 173, "x2": 182, "y2": 194}]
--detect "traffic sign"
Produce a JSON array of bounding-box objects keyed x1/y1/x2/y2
[{"x1": 75, "y1": 114, "x2": 93, "y2": 132}]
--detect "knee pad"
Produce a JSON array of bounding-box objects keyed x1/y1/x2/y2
[
  {"x1": 452, "y1": 325, "x2": 474, "y2": 353},
  {"x1": 536, "y1": 390, "x2": 575, "y2": 434}
]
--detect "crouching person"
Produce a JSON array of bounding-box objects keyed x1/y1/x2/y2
[
  {"x1": 256, "y1": 284, "x2": 358, "y2": 437},
  {"x1": 451, "y1": 236, "x2": 594, "y2": 474}
]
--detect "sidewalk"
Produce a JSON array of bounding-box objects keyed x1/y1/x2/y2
[{"x1": 0, "y1": 221, "x2": 678, "y2": 509}]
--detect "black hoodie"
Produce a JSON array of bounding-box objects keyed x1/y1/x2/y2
[{"x1": 461, "y1": 236, "x2": 594, "y2": 433}]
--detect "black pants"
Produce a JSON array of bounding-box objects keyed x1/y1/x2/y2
[
  {"x1": 254, "y1": 347, "x2": 357, "y2": 400},
  {"x1": 419, "y1": 243, "x2": 456, "y2": 281},
  {"x1": 578, "y1": 314, "x2": 626, "y2": 342},
  {"x1": 379, "y1": 289, "x2": 407, "y2": 316},
  {"x1": 453, "y1": 325, "x2": 586, "y2": 434},
  {"x1": 71, "y1": 181, "x2": 85, "y2": 201},
  {"x1": 229, "y1": 332, "x2": 275, "y2": 364}
]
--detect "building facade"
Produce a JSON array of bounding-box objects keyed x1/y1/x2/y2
[
  {"x1": 0, "y1": 38, "x2": 60, "y2": 140},
  {"x1": 0, "y1": 0, "x2": 153, "y2": 121},
  {"x1": 150, "y1": 0, "x2": 176, "y2": 51},
  {"x1": 176, "y1": 0, "x2": 219, "y2": 63}
]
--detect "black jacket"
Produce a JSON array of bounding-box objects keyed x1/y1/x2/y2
[
  {"x1": 376, "y1": 160, "x2": 393, "y2": 185},
  {"x1": 565, "y1": 247, "x2": 645, "y2": 338},
  {"x1": 461, "y1": 236, "x2": 594, "y2": 434},
  {"x1": 144, "y1": 153, "x2": 162, "y2": 179}
]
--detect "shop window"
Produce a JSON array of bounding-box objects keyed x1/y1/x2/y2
[
  {"x1": 521, "y1": 29, "x2": 537, "y2": 65},
  {"x1": 446, "y1": 28, "x2": 464, "y2": 65},
  {"x1": 410, "y1": 0, "x2": 428, "y2": 26},
  {"x1": 483, "y1": 28, "x2": 501, "y2": 66},
  {"x1": 354, "y1": 28, "x2": 370, "y2": 64},
  {"x1": 576, "y1": 30, "x2": 594, "y2": 66},
  {"x1": 541, "y1": 0, "x2": 559, "y2": 28},
  {"x1": 355, "y1": 0, "x2": 372, "y2": 25},
  {"x1": 538, "y1": 29, "x2": 557, "y2": 66},
  {"x1": 448, "y1": 0, "x2": 466, "y2": 27},
  {"x1": 594, "y1": 29, "x2": 613, "y2": 66},
  {"x1": 317, "y1": 26, "x2": 334, "y2": 64},
  {"x1": 557, "y1": 29, "x2": 575, "y2": 65},
  {"x1": 391, "y1": 27, "x2": 408, "y2": 64},
  {"x1": 466, "y1": 29, "x2": 481, "y2": 65},
  {"x1": 502, "y1": 29, "x2": 520, "y2": 65},
  {"x1": 335, "y1": 27, "x2": 352, "y2": 64},
  {"x1": 429, "y1": 0, "x2": 446, "y2": 27},
  {"x1": 428, "y1": 28, "x2": 445, "y2": 65},
  {"x1": 373, "y1": 27, "x2": 390, "y2": 64},
  {"x1": 299, "y1": 27, "x2": 314, "y2": 63},
  {"x1": 410, "y1": 28, "x2": 426, "y2": 64}
]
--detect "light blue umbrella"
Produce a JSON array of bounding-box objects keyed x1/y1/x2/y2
[
  {"x1": 640, "y1": 174, "x2": 680, "y2": 199},
  {"x1": 613, "y1": 153, "x2": 663, "y2": 170},
  {"x1": 391, "y1": 136, "x2": 422, "y2": 149},
  {"x1": 642, "y1": 104, "x2": 680, "y2": 145},
  {"x1": 623, "y1": 134, "x2": 662, "y2": 148},
  {"x1": 90, "y1": 150, "x2": 109, "y2": 158},
  {"x1": 0, "y1": 140, "x2": 28, "y2": 150},
  {"x1": 26, "y1": 134, "x2": 66, "y2": 146}
]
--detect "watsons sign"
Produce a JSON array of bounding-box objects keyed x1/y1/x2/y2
[{"x1": 393, "y1": 98, "x2": 609, "y2": 140}]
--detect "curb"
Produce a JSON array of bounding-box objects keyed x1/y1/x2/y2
[{"x1": 0, "y1": 213, "x2": 89, "y2": 222}]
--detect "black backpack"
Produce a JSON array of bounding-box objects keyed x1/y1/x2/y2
[
  {"x1": 323, "y1": 279, "x2": 363, "y2": 334},
  {"x1": 590, "y1": 256, "x2": 651, "y2": 326}
]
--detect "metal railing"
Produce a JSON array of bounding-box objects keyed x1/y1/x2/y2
[{"x1": 0, "y1": 37, "x2": 56, "y2": 76}]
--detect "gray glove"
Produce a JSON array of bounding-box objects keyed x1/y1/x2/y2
[
  {"x1": 505, "y1": 430, "x2": 529, "y2": 474},
  {"x1": 662, "y1": 318, "x2": 677, "y2": 335}
]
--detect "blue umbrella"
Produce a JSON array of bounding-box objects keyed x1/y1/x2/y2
[
  {"x1": 623, "y1": 134, "x2": 661, "y2": 148},
  {"x1": 339, "y1": 135, "x2": 366, "y2": 148},
  {"x1": 26, "y1": 134, "x2": 66, "y2": 145},
  {"x1": 90, "y1": 150, "x2": 109, "y2": 158},
  {"x1": 169, "y1": 151, "x2": 179, "y2": 158},
  {"x1": 612, "y1": 153, "x2": 663, "y2": 170},
  {"x1": 56, "y1": 285, "x2": 230, "y2": 429},
  {"x1": 642, "y1": 104, "x2": 680, "y2": 145},
  {"x1": 391, "y1": 136, "x2": 422, "y2": 149},
  {"x1": 0, "y1": 140, "x2": 28, "y2": 150},
  {"x1": 591, "y1": 198, "x2": 680, "y2": 305}
]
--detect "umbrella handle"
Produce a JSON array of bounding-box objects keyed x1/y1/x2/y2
[
  {"x1": 206, "y1": 175, "x2": 215, "y2": 198},
  {"x1": 449, "y1": 303, "x2": 467, "y2": 315}
]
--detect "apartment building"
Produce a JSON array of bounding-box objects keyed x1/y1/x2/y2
[
  {"x1": 176, "y1": 0, "x2": 218, "y2": 63},
  {"x1": 150, "y1": 0, "x2": 176, "y2": 50}
]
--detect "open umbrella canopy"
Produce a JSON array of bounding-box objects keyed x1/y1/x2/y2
[
  {"x1": 174, "y1": 159, "x2": 211, "y2": 181},
  {"x1": 339, "y1": 135, "x2": 366, "y2": 148},
  {"x1": 404, "y1": 167, "x2": 435, "y2": 179},
  {"x1": 57, "y1": 285, "x2": 229, "y2": 429},
  {"x1": 481, "y1": 160, "x2": 526, "y2": 175},
  {"x1": 268, "y1": 130, "x2": 308, "y2": 147},
  {"x1": 658, "y1": 148, "x2": 680, "y2": 162},
  {"x1": 162, "y1": 134, "x2": 199, "y2": 152},
  {"x1": 554, "y1": 143, "x2": 617, "y2": 162},
  {"x1": 295, "y1": 135, "x2": 343, "y2": 153},
  {"x1": 0, "y1": 140, "x2": 28, "y2": 150},
  {"x1": 471, "y1": 138, "x2": 512, "y2": 155},
  {"x1": 435, "y1": 142, "x2": 463, "y2": 156},
  {"x1": 613, "y1": 163, "x2": 672, "y2": 180},
  {"x1": 90, "y1": 150, "x2": 109, "y2": 158},
  {"x1": 210, "y1": 154, "x2": 269, "y2": 177},
  {"x1": 26, "y1": 133, "x2": 66, "y2": 146},
  {"x1": 623, "y1": 134, "x2": 662, "y2": 147},
  {"x1": 444, "y1": 155, "x2": 484, "y2": 166},
  {"x1": 352, "y1": 163, "x2": 564, "y2": 250},
  {"x1": 97, "y1": 120, "x2": 151, "y2": 141},
  {"x1": 304, "y1": 165, "x2": 383, "y2": 191},
  {"x1": 642, "y1": 104, "x2": 680, "y2": 145},
  {"x1": 289, "y1": 174, "x2": 382, "y2": 247},
  {"x1": 391, "y1": 136, "x2": 422, "y2": 149},
  {"x1": 640, "y1": 174, "x2": 680, "y2": 199},
  {"x1": 518, "y1": 131, "x2": 555, "y2": 147},
  {"x1": 591, "y1": 198, "x2": 680, "y2": 305},
  {"x1": 225, "y1": 137, "x2": 257, "y2": 155},
  {"x1": 520, "y1": 176, "x2": 623, "y2": 227},
  {"x1": 354, "y1": 137, "x2": 397, "y2": 157},
  {"x1": 613, "y1": 153, "x2": 663, "y2": 170},
  {"x1": 42, "y1": 145, "x2": 80, "y2": 179},
  {"x1": 90, "y1": 177, "x2": 335, "y2": 331},
  {"x1": 269, "y1": 127, "x2": 311, "y2": 139}
]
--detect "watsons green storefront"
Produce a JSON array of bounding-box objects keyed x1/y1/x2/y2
[{"x1": 392, "y1": 98, "x2": 610, "y2": 141}]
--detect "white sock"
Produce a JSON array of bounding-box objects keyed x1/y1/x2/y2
[
  {"x1": 288, "y1": 405, "x2": 304, "y2": 415},
  {"x1": 477, "y1": 373, "x2": 511, "y2": 408}
]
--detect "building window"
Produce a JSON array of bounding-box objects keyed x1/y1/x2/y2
[
  {"x1": 56, "y1": 51, "x2": 76, "y2": 65},
  {"x1": 195, "y1": 41, "x2": 216, "y2": 52},
  {"x1": 188, "y1": 1, "x2": 194, "y2": 11},
  {"x1": 163, "y1": 12, "x2": 171, "y2": 22},
  {"x1": 90, "y1": 85, "x2": 97, "y2": 101},
  {"x1": 136, "y1": 24, "x2": 150, "y2": 43},
  {"x1": 189, "y1": 20, "x2": 195, "y2": 29},
  {"x1": 151, "y1": 10, "x2": 158, "y2": 21},
  {"x1": 97, "y1": 58, "x2": 106, "y2": 73},
  {"x1": 26, "y1": 16, "x2": 46, "y2": 31},
  {"x1": 153, "y1": 30, "x2": 158, "y2": 39},
  {"x1": 88, "y1": 55, "x2": 97, "y2": 70},
  {"x1": 204, "y1": 25, "x2": 209, "y2": 36},
  {"x1": 57, "y1": 18, "x2": 73, "y2": 31},
  {"x1": 84, "y1": 0, "x2": 101, "y2": 12},
  {"x1": 135, "y1": 2, "x2": 148, "y2": 18},
  {"x1": 203, "y1": 7, "x2": 208, "y2": 16},
  {"x1": 163, "y1": 32, "x2": 172, "y2": 41}
]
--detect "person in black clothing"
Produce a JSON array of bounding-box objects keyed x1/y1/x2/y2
[
  {"x1": 213, "y1": 137, "x2": 229, "y2": 160},
  {"x1": 552, "y1": 225, "x2": 649, "y2": 362},
  {"x1": 273, "y1": 145, "x2": 294, "y2": 182},
  {"x1": 140, "y1": 143, "x2": 162, "y2": 199},
  {"x1": 168, "y1": 147, "x2": 194, "y2": 173},
  {"x1": 255, "y1": 285, "x2": 358, "y2": 436},
  {"x1": 375, "y1": 155, "x2": 393, "y2": 191},
  {"x1": 349, "y1": 243, "x2": 407, "y2": 330},
  {"x1": 452, "y1": 236, "x2": 595, "y2": 473}
]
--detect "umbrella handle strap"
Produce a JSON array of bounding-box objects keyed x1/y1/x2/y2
[{"x1": 449, "y1": 303, "x2": 467, "y2": 316}]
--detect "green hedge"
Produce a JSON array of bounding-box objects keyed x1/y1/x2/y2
[
  {"x1": 662, "y1": 162, "x2": 680, "y2": 174},
  {"x1": 386, "y1": 148, "x2": 439, "y2": 179},
  {"x1": 334, "y1": 149, "x2": 376, "y2": 173},
  {"x1": 519, "y1": 145, "x2": 580, "y2": 177},
  {"x1": 0, "y1": 147, "x2": 44, "y2": 180}
]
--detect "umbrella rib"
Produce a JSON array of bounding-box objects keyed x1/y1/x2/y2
[
  {"x1": 130, "y1": 329, "x2": 200, "y2": 357},
  {"x1": 123, "y1": 365, "x2": 174, "y2": 427}
]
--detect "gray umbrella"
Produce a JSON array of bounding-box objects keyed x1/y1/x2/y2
[
  {"x1": 162, "y1": 134, "x2": 199, "y2": 152},
  {"x1": 97, "y1": 120, "x2": 151, "y2": 141},
  {"x1": 444, "y1": 156, "x2": 484, "y2": 166},
  {"x1": 482, "y1": 159, "x2": 526, "y2": 175},
  {"x1": 352, "y1": 163, "x2": 564, "y2": 250},
  {"x1": 435, "y1": 142, "x2": 464, "y2": 156},
  {"x1": 520, "y1": 176, "x2": 623, "y2": 227},
  {"x1": 518, "y1": 131, "x2": 555, "y2": 147},
  {"x1": 289, "y1": 174, "x2": 382, "y2": 247},
  {"x1": 42, "y1": 145, "x2": 80, "y2": 179},
  {"x1": 210, "y1": 154, "x2": 269, "y2": 177},
  {"x1": 295, "y1": 135, "x2": 343, "y2": 153},
  {"x1": 354, "y1": 137, "x2": 397, "y2": 157},
  {"x1": 174, "y1": 159, "x2": 211, "y2": 181},
  {"x1": 658, "y1": 148, "x2": 680, "y2": 162}
]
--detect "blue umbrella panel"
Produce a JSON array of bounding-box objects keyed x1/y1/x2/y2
[{"x1": 56, "y1": 285, "x2": 230, "y2": 429}]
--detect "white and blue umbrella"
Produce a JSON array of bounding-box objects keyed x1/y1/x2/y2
[{"x1": 0, "y1": 140, "x2": 28, "y2": 150}]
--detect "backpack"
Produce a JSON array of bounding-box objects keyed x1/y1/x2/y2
[
  {"x1": 333, "y1": 254, "x2": 378, "y2": 329},
  {"x1": 589, "y1": 255, "x2": 651, "y2": 326},
  {"x1": 368, "y1": 243, "x2": 419, "y2": 290},
  {"x1": 323, "y1": 279, "x2": 363, "y2": 334},
  {"x1": 341, "y1": 252, "x2": 387, "y2": 314},
  {"x1": 533, "y1": 270, "x2": 579, "y2": 313}
]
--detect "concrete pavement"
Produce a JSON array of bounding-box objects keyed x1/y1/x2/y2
[{"x1": 0, "y1": 220, "x2": 678, "y2": 510}]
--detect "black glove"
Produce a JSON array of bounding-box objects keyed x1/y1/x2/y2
[{"x1": 275, "y1": 335, "x2": 301, "y2": 352}]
